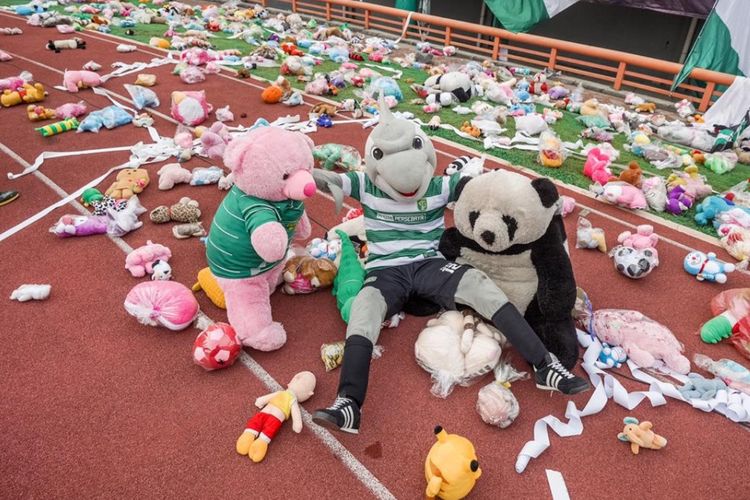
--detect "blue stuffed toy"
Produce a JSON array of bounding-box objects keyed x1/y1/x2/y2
[
  {"x1": 683, "y1": 251, "x2": 736, "y2": 284},
  {"x1": 596, "y1": 343, "x2": 628, "y2": 369},
  {"x1": 694, "y1": 195, "x2": 734, "y2": 226},
  {"x1": 678, "y1": 373, "x2": 727, "y2": 400}
]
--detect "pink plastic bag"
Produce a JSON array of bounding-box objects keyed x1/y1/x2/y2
[
  {"x1": 707, "y1": 289, "x2": 750, "y2": 360},
  {"x1": 124, "y1": 281, "x2": 199, "y2": 331}
]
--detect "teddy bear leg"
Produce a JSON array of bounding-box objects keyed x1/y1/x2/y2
[{"x1": 217, "y1": 276, "x2": 287, "y2": 351}]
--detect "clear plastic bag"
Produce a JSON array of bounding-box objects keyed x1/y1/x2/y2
[
  {"x1": 124, "y1": 84, "x2": 159, "y2": 110},
  {"x1": 703, "y1": 289, "x2": 750, "y2": 360},
  {"x1": 415, "y1": 311, "x2": 503, "y2": 398},
  {"x1": 694, "y1": 353, "x2": 750, "y2": 395},
  {"x1": 312, "y1": 143, "x2": 363, "y2": 172},
  {"x1": 537, "y1": 130, "x2": 565, "y2": 167},
  {"x1": 476, "y1": 355, "x2": 527, "y2": 428}
]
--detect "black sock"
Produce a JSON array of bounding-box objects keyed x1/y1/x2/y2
[
  {"x1": 337, "y1": 335, "x2": 373, "y2": 408},
  {"x1": 491, "y1": 303, "x2": 548, "y2": 367}
]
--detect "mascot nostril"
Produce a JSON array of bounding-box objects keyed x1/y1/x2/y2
[{"x1": 481, "y1": 231, "x2": 495, "y2": 245}]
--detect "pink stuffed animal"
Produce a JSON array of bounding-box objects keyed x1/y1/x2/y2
[
  {"x1": 206, "y1": 127, "x2": 317, "y2": 351},
  {"x1": 598, "y1": 181, "x2": 648, "y2": 210},
  {"x1": 0, "y1": 76, "x2": 26, "y2": 92},
  {"x1": 591, "y1": 309, "x2": 690, "y2": 374},
  {"x1": 62, "y1": 70, "x2": 106, "y2": 93},
  {"x1": 171, "y1": 90, "x2": 213, "y2": 126},
  {"x1": 200, "y1": 122, "x2": 231, "y2": 160},
  {"x1": 617, "y1": 225, "x2": 658, "y2": 250},
  {"x1": 125, "y1": 240, "x2": 172, "y2": 277},
  {"x1": 583, "y1": 148, "x2": 615, "y2": 185},
  {"x1": 157, "y1": 163, "x2": 192, "y2": 190}
]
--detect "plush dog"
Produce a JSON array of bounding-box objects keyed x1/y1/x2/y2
[
  {"x1": 62, "y1": 70, "x2": 104, "y2": 93},
  {"x1": 281, "y1": 256, "x2": 337, "y2": 294}
]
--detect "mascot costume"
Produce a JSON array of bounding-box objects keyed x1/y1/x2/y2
[{"x1": 312, "y1": 98, "x2": 589, "y2": 434}]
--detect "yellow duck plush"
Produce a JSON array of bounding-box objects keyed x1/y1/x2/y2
[{"x1": 425, "y1": 426, "x2": 481, "y2": 500}]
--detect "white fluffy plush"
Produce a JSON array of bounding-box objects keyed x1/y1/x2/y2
[
  {"x1": 10, "y1": 284, "x2": 51, "y2": 302},
  {"x1": 423, "y1": 71, "x2": 473, "y2": 102}
]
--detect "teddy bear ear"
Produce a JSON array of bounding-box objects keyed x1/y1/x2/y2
[
  {"x1": 623, "y1": 416, "x2": 639, "y2": 425},
  {"x1": 531, "y1": 177, "x2": 559, "y2": 208},
  {"x1": 453, "y1": 176, "x2": 472, "y2": 200}
]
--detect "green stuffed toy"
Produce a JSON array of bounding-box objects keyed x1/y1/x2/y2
[{"x1": 331, "y1": 229, "x2": 365, "y2": 323}]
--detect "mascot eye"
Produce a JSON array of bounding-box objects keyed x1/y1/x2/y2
[
  {"x1": 412, "y1": 137, "x2": 423, "y2": 149},
  {"x1": 372, "y1": 147, "x2": 384, "y2": 160},
  {"x1": 282, "y1": 173, "x2": 289, "y2": 180}
]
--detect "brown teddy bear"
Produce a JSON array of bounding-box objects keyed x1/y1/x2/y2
[
  {"x1": 635, "y1": 102, "x2": 656, "y2": 113},
  {"x1": 281, "y1": 256, "x2": 337, "y2": 294},
  {"x1": 619, "y1": 161, "x2": 643, "y2": 187},
  {"x1": 150, "y1": 197, "x2": 202, "y2": 224},
  {"x1": 104, "y1": 168, "x2": 150, "y2": 199},
  {"x1": 311, "y1": 103, "x2": 338, "y2": 116}
]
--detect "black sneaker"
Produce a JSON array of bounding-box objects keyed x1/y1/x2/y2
[
  {"x1": 0, "y1": 191, "x2": 19, "y2": 207},
  {"x1": 534, "y1": 353, "x2": 591, "y2": 395},
  {"x1": 312, "y1": 396, "x2": 361, "y2": 434}
]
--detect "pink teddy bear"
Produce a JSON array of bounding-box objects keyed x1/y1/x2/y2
[
  {"x1": 62, "y1": 70, "x2": 106, "y2": 93},
  {"x1": 206, "y1": 127, "x2": 316, "y2": 351},
  {"x1": 591, "y1": 309, "x2": 690, "y2": 374},
  {"x1": 599, "y1": 182, "x2": 648, "y2": 210}
]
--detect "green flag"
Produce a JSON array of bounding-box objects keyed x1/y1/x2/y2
[
  {"x1": 672, "y1": 0, "x2": 749, "y2": 90},
  {"x1": 484, "y1": 0, "x2": 580, "y2": 33}
]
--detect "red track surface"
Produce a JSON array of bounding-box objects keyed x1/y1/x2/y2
[{"x1": 2, "y1": 12, "x2": 749, "y2": 499}]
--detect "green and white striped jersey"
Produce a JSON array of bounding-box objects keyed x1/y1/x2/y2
[{"x1": 340, "y1": 171, "x2": 462, "y2": 270}]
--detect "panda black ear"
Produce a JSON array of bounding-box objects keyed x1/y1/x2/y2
[
  {"x1": 453, "y1": 176, "x2": 471, "y2": 200},
  {"x1": 531, "y1": 177, "x2": 559, "y2": 208}
]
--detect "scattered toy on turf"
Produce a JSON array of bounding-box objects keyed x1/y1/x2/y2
[
  {"x1": 281, "y1": 255, "x2": 337, "y2": 295},
  {"x1": 583, "y1": 147, "x2": 614, "y2": 185},
  {"x1": 192, "y1": 267, "x2": 226, "y2": 309},
  {"x1": 619, "y1": 161, "x2": 643, "y2": 187},
  {"x1": 62, "y1": 70, "x2": 104, "y2": 93},
  {"x1": 617, "y1": 225, "x2": 659, "y2": 254},
  {"x1": 46, "y1": 37, "x2": 85, "y2": 53},
  {"x1": 124, "y1": 280, "x2": 199, "y2": 331},
  {"x1": 171, "y1": 90, "x2": 212, "y2": 126},
  {"x1": 684, "y1": 251, "x2": 735, "y2": 284},
  {"x1": 596, "y1": 343, "x2": 628, "y2": 369},
  {"x1": 678, "y1": 373, "x2": 728, "y2": 400},
  {"x1": 476, "y1": 356, "x2": 526, "y2": 429},
  {"x1": 150, "y1": 260, "x2": 172, "y2": 281},
  {"x1": 444, "y1": 156, "x2": 484, "y2": 177},
  {"x1": 173, "y1": 222, "x2": 206, "y2": 239},
  {"x1": 26, "y1": 104, "x2": 55, "y2": 121},
  {"x1": 590, "y1": 309, "x2": 690, "y2": 373},
  {"x1": 236, "y1": 371, "x2": 316, "y2": 463},
  {"x1": 50, "y1": 214, "x2": 108, "y2": 238},
  {"x1": 576, "y1": 217, "x2": 606, "y2": 252},
  {"x1": 425, "y1": 426, "x2": 481, "y2": 500},
  {"x1": 190, "y1": 166, "x2": 223, "y2": 186},
  {"x1": 150, "y1": 197, "x2": 201, "y2": 223},
  {"x1": 593, "y1": 181, "x2": 648, "y2": 210},
  {"x1": 193, "y1": 322, "x2": 241, "y2": 371},
  {"x1": 610, "y1": 245, "x2": 659, "y2": 279},
  {"x1": 54, "y1": 101, "x2": 86, "y2": 119},
  {"x1": 694, "y1": 353, "x2": 750, "y2": 395},
  {"x1": 125, "y1": 240, "x2": 172, "y2": 278},
  {"x1": 1, "y1": 83, "x2": 45, "y2": 107},
  {"x1": 135, "y1": 74, "x2": 156, "y2": 86},
  {"x1": 36, "y1": 117, "x2": 79, "y2": 137},
  {"x1": 157, "y1": 163, "x2": 192, "y2": 190},
  {"x1": 617, "y1": 417, "x2": 667, "y2": 455},
  {"x1": 694, "y1": 195, "x2": 734, "y2": 226},
  {"x1": 105, "y1": 168, "x2": 149, "y2": 200},
  {"x1": 10, "y1": 284, "x2": 51, "y2": 302}
]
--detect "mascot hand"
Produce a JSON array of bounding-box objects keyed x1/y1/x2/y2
[{"x1": 312, "y1": 169, "x2": 345, "y2": 213}]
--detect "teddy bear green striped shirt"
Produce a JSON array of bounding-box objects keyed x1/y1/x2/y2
[
  {"x1": 206, "y1": 186, "x2": 304, "y2": 279},
  {"x1": 340, "y1": 171, "x2": 462, "y2": 270}
]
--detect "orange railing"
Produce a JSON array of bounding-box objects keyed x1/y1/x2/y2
[{"x1": 266, "y1": 0, "x2": 735, "y2": 111}]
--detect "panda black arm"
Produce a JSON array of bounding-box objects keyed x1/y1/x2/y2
[
  {"x1": 438, "y1": 227, "x2": 463, "y2": 261},
  {"x1": 530, "y1": 214, "x2": 577, "y2": 318}
]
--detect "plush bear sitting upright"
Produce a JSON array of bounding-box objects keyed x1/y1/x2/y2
[
  {"x1": 206, "y1": 126, "x2": 316, "y2": 351},
  {"x1": 439, "y1": 170, "x2": 579, "y2": 369}
]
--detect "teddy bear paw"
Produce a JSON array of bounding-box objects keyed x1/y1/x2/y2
[{"x1": 242, "y1": 322, "x2": 287, "y2": 351}]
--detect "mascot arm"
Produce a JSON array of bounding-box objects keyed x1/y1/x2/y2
[
  {"x1": 531, "y1": 216, "x2": 576, "y2": 318},
  {"x1": 294, "y1": 211, "x2": 312, "y2": 241},
  {"x1": 313, "y1": 169, "x2": 347, "y2": 213}
]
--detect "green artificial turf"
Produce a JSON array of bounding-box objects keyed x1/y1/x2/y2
[{"x1": 4, "y1": 0, "x2": 748, "y2": 236}]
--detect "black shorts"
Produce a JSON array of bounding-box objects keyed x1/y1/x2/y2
[{"x1": 363, "y1": 258, "x2": 472, "y2": 318}]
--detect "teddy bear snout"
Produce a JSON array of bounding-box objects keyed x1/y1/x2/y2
[{"x1": 282, "y1": 170, "x2": 316, "y2": 200}]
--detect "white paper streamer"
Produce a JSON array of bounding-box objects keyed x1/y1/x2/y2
[
  {"x1": 515, "y1": 330, "x2": 750, "y2": 474},
  {"x1": 546, "y1": 470, "x2": 571, "y2": 500}
]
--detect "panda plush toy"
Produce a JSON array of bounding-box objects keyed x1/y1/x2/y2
[
  {"x1": 423, "y1": 71, "x2": 474, "y2": 103},
  {"x1": 439, "y1": 169, "x2": 579, "y2": 369}
]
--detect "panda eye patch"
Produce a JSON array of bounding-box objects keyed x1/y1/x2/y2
[
  {"x1": 502, "y1": 215, "x2": 518, "y2": 241},
  {"x1": 469, "y1": 211, "x2": 480, "y2": 229}
]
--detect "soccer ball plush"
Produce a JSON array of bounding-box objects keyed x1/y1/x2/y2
[{"x1": 193, "y1": 323, "x2": 242, "y2": 371}]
